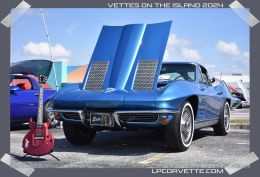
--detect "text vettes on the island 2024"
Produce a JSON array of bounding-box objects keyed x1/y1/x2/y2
[{"x1": 49, "y1": 21, "x2": 232, "y2": 151}]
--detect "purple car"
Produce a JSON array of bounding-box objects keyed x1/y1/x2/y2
[{"x1": 10, "y1": 60, "x2": 57, "y2": 125}]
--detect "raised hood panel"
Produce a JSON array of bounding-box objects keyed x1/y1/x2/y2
[
  {"x1": 125, "y1": 21, "x2": 172, "y2": 91},
  {"x1": 81, "y1": 21, "x2": 172, "y2": 91},
  {"x1": 81, "y1": 26, "x2": 123, "y2": 90},
  {"x1": 10, "y1": 59, "x2": 53, "y2": 77}
]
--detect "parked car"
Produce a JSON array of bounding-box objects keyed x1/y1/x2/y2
[
  {"x1": 228, "y1": 84, "x2": 248, "y2": 108},
  {"x1": 221, "y1": 81, "x2": 242, "y2": 109},
  {"x1": 10, "y1": 60, "x2": 57, "y2": 126},
  {"x1": 49, "y1": 22, "x2": 232, "y2": 152},
  {"x1": 230, "y1": 90, "x2": 246, "y2": 102}
]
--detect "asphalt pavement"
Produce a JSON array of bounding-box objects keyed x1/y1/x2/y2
[{"x1": 10, "y1": 122, "x2": 249, "y2": 168}]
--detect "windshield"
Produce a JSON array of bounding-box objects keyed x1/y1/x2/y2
[{"x1": 159, "y1": 64, "x2": 196, "y2": 82}]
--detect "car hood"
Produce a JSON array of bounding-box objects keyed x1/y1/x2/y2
[
  {"x1": 53, "y1": 21, "x2": 173, "y2": 109},
  {"x1": 53, "y1": 88, "x2": 166, "y2": 109},
  {"x1": 10, "y1": 59, "x2": 53, "y2": 77}
]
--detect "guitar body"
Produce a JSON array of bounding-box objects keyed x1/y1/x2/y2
[
  {"x1": 22, "y1": 74, "x2": 55, "y2": 156},
  {"x1": 22, "y1": 118, "x2": 54, "y2": 156}
]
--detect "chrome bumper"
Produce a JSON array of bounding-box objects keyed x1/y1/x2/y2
[
  {"x1": 47, "y1": 109, "x2": 86, "y2": 125},
  {"x1": 47, "y1": 108, "x2": 179, "y2": 127}
]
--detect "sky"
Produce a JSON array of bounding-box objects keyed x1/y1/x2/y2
[{"x1": 11, "y1": 8, "x2": 249, "y2": 76}]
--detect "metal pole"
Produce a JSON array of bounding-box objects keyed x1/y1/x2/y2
[{"x1": 40, "y1": 8, "x2": 58, "y2": 91}]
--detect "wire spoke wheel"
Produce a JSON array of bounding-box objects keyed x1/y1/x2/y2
[
  {"x1": 224, "y1": 103, "x2": 230, "y2": 132},
  {"x1": 180, "y1": 104, "x2": 194, "y2": 146},
  {"x1": 45, "y1": 101, "x2": 55, "y2": 123}
]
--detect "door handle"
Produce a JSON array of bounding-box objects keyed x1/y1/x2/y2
[{"x1": 35, "y1": 93, "x2": 39, "y2": 96}]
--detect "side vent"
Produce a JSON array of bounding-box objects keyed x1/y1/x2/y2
[
  {"x1": 133, "y1": 60, "x2": 158, "y2": 91},
  {"x1": 85, "y1": 61, "x2": 109, "y2": 91}
]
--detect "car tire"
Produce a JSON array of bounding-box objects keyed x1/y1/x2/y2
[
  {"x1": 164, "y1": 101, "x2": 194, "y2": 152},
  {"x1": 237, "y1": 104, "x2": 242, "y2": 109},
  {"x1": 63, "y1": 123, "x2": 96, "y2": 145},
  {"x1": 213, "y1": 101, "x2": 230, "y2": 136}
]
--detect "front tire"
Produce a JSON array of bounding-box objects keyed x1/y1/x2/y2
[
  {"x1": 164, "y1": 102, "x2": 194, "y2": 152},
  {"x1": 213, "y1": 101, "x2": 230, "y2": 135},
  {"x1": 63, "y1": 123, "x2": 96, "y2": 145}
]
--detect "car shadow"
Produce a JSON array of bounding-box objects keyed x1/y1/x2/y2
[
  {"x1": 10, "y1": 123, "x2": 29, "y2": 131},
  {"x1": 53, "y1": 128, "x2": 215, "y2": 156}
]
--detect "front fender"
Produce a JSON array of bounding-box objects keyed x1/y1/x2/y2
[{"x1": 154, "y1": 81, "x2": 199, "y2": 110}]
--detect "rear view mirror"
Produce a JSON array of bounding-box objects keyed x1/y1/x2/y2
[{"x1": 209, "y1": 77, "x2": 215, "y2": 84}]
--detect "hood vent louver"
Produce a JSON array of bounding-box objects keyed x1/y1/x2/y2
[
  {"x1": 133, "y1": 60, "x2": 158, "y2": 91},
  {"x1": 85, "y1": 61, "x2": 109, "y2": 91}
]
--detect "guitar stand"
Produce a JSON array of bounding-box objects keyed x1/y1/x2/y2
[
  {"x1": 49, "y1": 153, "x2": 60, "y2": 161},
  {"x1": 22, "y1": 153, "x2": 60, "y2": 161}
]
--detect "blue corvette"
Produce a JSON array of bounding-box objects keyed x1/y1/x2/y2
[
  {"x1": 49, "y1": 21, "x2": 232, "y2": 151},
  {"x1": 10, "y1": 60, "x2": 57, "y2": 125}
]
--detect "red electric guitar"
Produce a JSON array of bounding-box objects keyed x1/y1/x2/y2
[{"x1": 22, "y1": 74, "x2": 55, "y2": 157}]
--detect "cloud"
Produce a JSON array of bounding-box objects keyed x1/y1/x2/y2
[
  {"x1": 168, "y1": 33, "x2": 191, "y2": 47},
  {"x1": 242, "y1": 52, "x2": 249, "y2": 60},
  {"x1": 163, "y1": 46, "x2": 172, "y2": 61},
  {"x1": 204, "y1": 64, "x2": 216, "y2": 70},
  {"x1": 215, "y1": 41, "x2": 240, "y2": 57},
  {"x1": 180, "y1": 48, "x2": 201, "y2": 61},
  {"x1": 164, "y1": 33, "x2": 192, "y2": 61},
  {"x1": 23, "y1": 42, "x2": 71, "y2": 63},
  {"x1": 164, "y1": 33, "x2": 201, "y2": 61},
  {"x1": 215, "y1": 40, "x2": 249, "y2": 61}
]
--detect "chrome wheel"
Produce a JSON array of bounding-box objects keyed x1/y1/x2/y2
[
  {"x1": 223, "y1": 103, "x2": 230, "y2": 132},
  {"x1": 45, "y1": 101, "x2": 55, "y2": 123},
  {"x1": 180, "y1": 103, "x2": 194, "y2": 147}
]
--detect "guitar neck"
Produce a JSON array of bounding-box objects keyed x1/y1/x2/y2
[{"x1": 36, "y1": 84, "x2": 44, "y2": 126}]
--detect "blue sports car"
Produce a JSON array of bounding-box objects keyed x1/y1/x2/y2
[
  {"x1": 49, "y1": 21, "x2": 232, "y2": 151},
  {"x1": 10, "y1": 60, "x2": 57, "y2": 125}
]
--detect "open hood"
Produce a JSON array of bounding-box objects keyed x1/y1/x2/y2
[
  {"x1": 10, "y1": 59, "x2": 53, "y2": 77},
  {"x1": 82, "y1": 21, "x2": 172, "y2": 91}
]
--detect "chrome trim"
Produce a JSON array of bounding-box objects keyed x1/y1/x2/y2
[
  {"x1": 114, "y1": 110, "x2": 179, "y2": 114},
  {"x1": 194, "y1": 118, "x2": 219, "y2": 129},
  {"x1": 114, "y1": 110, "x2": 179, "y2": 126},
  {"x1": 117, "y1": 114, "x2": 159, "y2": 125},
  {"x1": 47, "y1": 108, "x2": 86, "y2": 126},
  {"x1": 113, "y1": 113, "x2": 121, "y2": 127},
  {"x1": 47, "y1": 108, "x2": 83, "y2": 113},
  {"x1": 47, "y1": 108, "x2": 179, "y2": 127}
]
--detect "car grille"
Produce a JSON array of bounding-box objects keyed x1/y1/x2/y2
[
  {"x1": 118, "y1": 113, "x2": 158, "y2": 123},
  {"x1": 61, "y1": 112, "x2": 81, "y2": 120}
]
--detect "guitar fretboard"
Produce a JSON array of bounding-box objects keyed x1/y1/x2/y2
[{"x1": 36, "y1": 84, "x2": 44, "y2": 126}]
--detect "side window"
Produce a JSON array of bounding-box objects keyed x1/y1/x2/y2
[
  {"x1": 199, "y1": 67, "x2": 209, "y2": 85},
  {"x1": 10, "y1": 78, "x2": 33, "y2": 90},
  {"x1": 202, "y1": 73, "x2": 209, "y2": 84}
]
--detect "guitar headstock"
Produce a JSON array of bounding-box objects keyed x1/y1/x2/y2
[{"x1": 38, "y1": 74, "x2": 48, "y2": 84}]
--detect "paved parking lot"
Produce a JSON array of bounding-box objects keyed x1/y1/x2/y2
[
  {"x1": 230, "y1": 108, "x2": 250, "y2": 120},
  {"x1": 10, "y1": 109, "x2": 250, "y2": 169}
]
